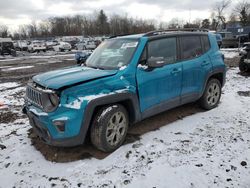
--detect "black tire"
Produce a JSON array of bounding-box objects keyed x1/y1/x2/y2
[
  {"x1": 239, "y1": 57, "x2": 249, "y2": 72},
  {"x1": 90, "y1": 104, "x2": 129, "y2": 152},
  {"x1": 199, "y1": 79, "x2": 222, "y2": 110}
]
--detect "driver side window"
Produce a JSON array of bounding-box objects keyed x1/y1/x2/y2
[{"x1": 148, "y1": 38, "x2": 177, "y2": 64}]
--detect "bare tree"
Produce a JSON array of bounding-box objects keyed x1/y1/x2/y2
[
  {"x1": 234, "y1": 0, "x2": 250, "y2": 26},
  {"x1": 201, "y1": 19, "x2": 210, "y2": 29},
  {"x1": 168, "y1": 18, "x2": 184, "y2": 29},
  {"x1": 18, "y1": 25, "x2": 28, "y2": 39},
  {"x1": 12, "y1": 10, "x2": 157, "y2": 39},
  {"x1": 212, "y1": 0, "x2": 231, "y2": 30},
  {"x1": 0, "y1": 25, "x2": 9, "y2": 38}
]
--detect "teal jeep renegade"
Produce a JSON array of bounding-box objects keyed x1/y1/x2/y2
[{"x1": 23, "y1": 30, "x2": 226, "y2": 152}]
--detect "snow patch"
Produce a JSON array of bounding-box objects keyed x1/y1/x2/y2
[
  {"x1": 0, "y1": 82, "x2": 20, "y2": 89},
  {"x1": 138, "y1": 64, "x2": 148, "y2": 70},
  {"x1": 119, "y1": 66, "x2": 127, "y2": 70},
  {"x1": 220, "y1": 49, "x2": 239, "y2": 59}
]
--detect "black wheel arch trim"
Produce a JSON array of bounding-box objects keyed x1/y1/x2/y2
[
  {"x1": 74, "y1": 92, "x2": 141, "y2": 146},
  {"x1": 201, "y1": 67, "x2": 226, "y2": 98}
]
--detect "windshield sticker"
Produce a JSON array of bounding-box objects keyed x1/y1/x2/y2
[{"x1": 121, "y1": 42, "x2": 138, "y2": 49}]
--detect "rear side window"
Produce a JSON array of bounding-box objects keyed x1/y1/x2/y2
[
  {"x1": 181, "y1": 36, "x2": 202, "y2": 60},
  {"x1": 148, "y1": 37, "x2": 177, "y2": 64},
  {"x1": 202, "y1": 35, "x2": 211, "y2": 52}
]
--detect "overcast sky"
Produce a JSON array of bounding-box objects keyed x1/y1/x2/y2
[{"x1": 0, "y1": 0, "x2": 235, "y2": 31}]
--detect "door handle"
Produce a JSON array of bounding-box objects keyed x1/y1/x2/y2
[
  {"x1": 171, "y1": 68, "x2": 181, "y2": 74},
  {"x1": 201, "y1": 61, "x2": 210, "y2": 66}
]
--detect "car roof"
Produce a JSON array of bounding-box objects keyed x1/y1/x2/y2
[{"x1": 114, "y1": 30, "x2": 210, "y2": 40}]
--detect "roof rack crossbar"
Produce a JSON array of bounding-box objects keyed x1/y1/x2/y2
[{"x1": 143, "y1": 28, "x2": 209, "y2": 37}]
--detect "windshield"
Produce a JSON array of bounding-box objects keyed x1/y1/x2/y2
[{"x1": 85, "y1": 38, "x2": 139, "y2": 70}]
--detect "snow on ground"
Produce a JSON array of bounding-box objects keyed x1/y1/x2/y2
[
  {"x1": 220, "y1": 48, "x2": 239, "y2": 59},
  {"x1": 0, "y1": 82, "x2": 20, "y2": 90},
  {"x1": 0, "y1": 68, "x2": 249, "y2": 187},
  {"x1": 0, "y1": 86, "x2": 25, "y2": 109}
]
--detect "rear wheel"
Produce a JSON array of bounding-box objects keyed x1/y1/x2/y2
[
  {"x1": 199, "y1": 79, "x2": 222, "y2": 110},
  {"x1": 239, "y1": 57, "x2": 249, "y2": 72},
  {"x1": 91, "y1": 104, "x2": 129, "y2": 152}
]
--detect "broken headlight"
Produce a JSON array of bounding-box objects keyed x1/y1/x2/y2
[{"x1": 42, "y1": 92, "x2": 59, "y2": 113}]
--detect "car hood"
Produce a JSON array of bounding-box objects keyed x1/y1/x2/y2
[{"x1": 33, "y1": 66, "x2": 118, "y2": 90}]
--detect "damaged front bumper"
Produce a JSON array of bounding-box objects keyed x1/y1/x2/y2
[{"x1": 22, "y1": 104, "x2": 86, "y2": 147}]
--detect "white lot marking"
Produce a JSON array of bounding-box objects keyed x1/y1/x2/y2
[
  {"x1": 0, "y1": 68, "x2": 249, "y2": 187},
  {"x1": 0, "y1": 66, "x2": 13, "y2": 69},
  {"x1": 37, "y1": 61, "x2": 62, "y2": 65},
  {"x1": 0, "y1": 59, "x2": 17, "y2": 62},
  {"x1": 1, "y1": 66, "x2": 34, "y2": 71},
  {"x1": 65, "y1": 59, "x2": 75, "y2": 61}
]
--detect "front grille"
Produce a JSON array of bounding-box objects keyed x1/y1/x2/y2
[{"x1": 26, "y1": 85, "x2": 43, "y2": 108}]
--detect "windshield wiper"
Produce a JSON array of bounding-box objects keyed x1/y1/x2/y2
[{"x1": 87, "y1": 65, "x2": 104, "y2": 70}]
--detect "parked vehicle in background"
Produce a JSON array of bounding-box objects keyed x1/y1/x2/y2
[
  {"x1": 14, "y1": 40, "x2": 28, "y2": 51},
  {"x1": 62, "y1": 37, "x2": 80, "y2": 49},
  {"x1": 0, "y1": 38, "x2": 16, "y2": 56},
  {"x1": 28, "y1": 41, "x2": 47, "y2": 52},
  {"x1": 239, "y1": 42, "x2": 250, "y2": 56},
  {"x1": 75, "y1": 51, "x2": 92, "y2": 64},
  {"x1": 236, "y1": 34, "x2": 249, "y2": 45},
  {"x1": 46, "y1": 40, "x2": 59, "y2": 50},
  {"x1": 239, "y1": 43, "x2": 250, "y2": 72},
  {"x1": 76, "y1": 40, "x2": 96, "y2": 50},
  {"x1": 215, "y1": 34, "x2": 222, "y2": 48},
  {"x1": 23, "y1": 30, "x2": 226, "y2": 152},
  {"x1": 218, "y1": 31, "x2": 238, "y2": 48},
  {"x1": 53, "y1": 42, "x2": 71, "y2": 52},
  {"x1": 94, "y1": 40, "x2": 102, "y2": 47}
]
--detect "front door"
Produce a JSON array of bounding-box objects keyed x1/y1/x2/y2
[{"x1": 136, "y1": 37, "x2": 182, "y2": 113}]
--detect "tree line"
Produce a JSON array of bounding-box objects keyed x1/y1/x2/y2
[
  {"x1": 1, "y1": 10, "x2": 155, "y2": 40},
  {"x1": 0, "y1": 0, "x2": 249, "y2": 40}
]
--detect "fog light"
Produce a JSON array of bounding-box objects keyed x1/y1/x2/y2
[{"x1": 53, "y1": 121, "x2": 65, "y2": 132}]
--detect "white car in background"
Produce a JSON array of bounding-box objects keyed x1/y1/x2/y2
[
  {"x1": 45, "y1": 40, "x2": 59, "y2": 50},
  {"x1": 53, "y1": 42, "x2": 72, "y2": 52},
  {"x1": 76, "y1": 40, "x2": 96, "y2": 50},
  {"x1": 28, "y1": 41, "x2": 46, "y2": 52}
]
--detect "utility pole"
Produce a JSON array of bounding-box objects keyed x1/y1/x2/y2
[{"x1": 238, "y1": 28, "x2": 243, "y2": 49}]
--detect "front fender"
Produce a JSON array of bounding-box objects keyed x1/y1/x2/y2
[{"x1": 77, "y1": 92, "x2": 141, "y2": 144}]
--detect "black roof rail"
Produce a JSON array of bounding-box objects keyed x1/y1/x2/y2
[
  {"x1": 143, "y1": 28, "x2": 209, "y2": 37},
  {"x1": 109, "y1": 33, "x2": 131, "y2": 39}
]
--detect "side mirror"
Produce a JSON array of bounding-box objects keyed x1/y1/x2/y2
[{"x1": 147, "y1": 57, "x2": 166, "y2": 68}]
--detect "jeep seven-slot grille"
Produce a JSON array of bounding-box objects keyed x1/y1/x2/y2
[{"x1": 26, "y1": 86, "x2": 43, "y2": 108}]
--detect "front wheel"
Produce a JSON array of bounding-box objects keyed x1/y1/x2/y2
[
  {"x1": 91, "y1": 104, "x2": 129, "y2": 152},
  {"x1": 199, "y1": 79, "x2": 222, "y2": 110},
  {"x1": 239, "y1": 57, "x2": 249, "y2": 72}
]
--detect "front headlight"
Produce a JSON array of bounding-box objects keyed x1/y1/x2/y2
[{"x1": 42, "y1": 93, "x2": 59, "y2": 113}]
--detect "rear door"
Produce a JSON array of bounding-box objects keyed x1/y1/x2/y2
[
  {"x1": 136, "y1": 37, "x2": 182, "y2": 112},
  {"x1": 180, "y1": 35, "x2": 212, "y2": 103}
]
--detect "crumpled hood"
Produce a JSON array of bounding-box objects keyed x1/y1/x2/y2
[{"x1": 33, "y1": 66, "x2": 117, "y2": 90}]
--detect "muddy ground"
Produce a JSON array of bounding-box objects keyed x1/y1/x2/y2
[{"x1": 0, "y1": 55, "x2": 249, "y2": 163}]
